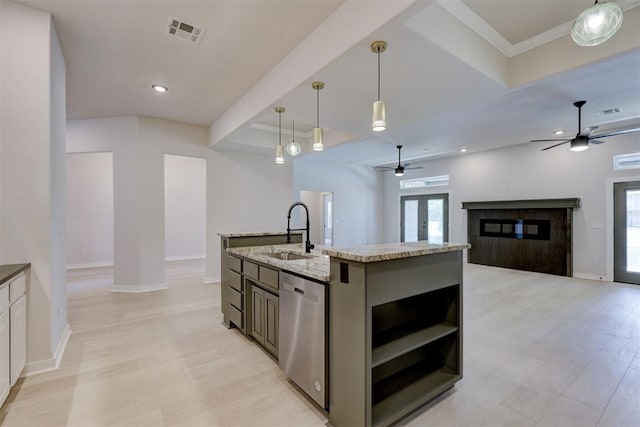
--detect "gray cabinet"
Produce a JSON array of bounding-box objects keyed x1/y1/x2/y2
[
  {"x1": 220, "y1": 233, "x2": 299, "y2": 331},
  {"x1": 329, "y1": 251, "x2": 463, "y2": 427},
  {"x1": 247, "y1": 265, "x2": 279, "y2": 359}
]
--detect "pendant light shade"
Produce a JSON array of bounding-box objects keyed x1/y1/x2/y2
[
  {"x1": 275, "y1": 106, "x2": 285, "y2": 164},
  {"x1": 312, "y1": 81, "x2": 325, "y2": 151},
  {"x1": 286, "y1": 120, "x2": 302, "y2": 156},
  {"x1": 371, "y1": 41, "x2": 387, "y2": 132},
  {"x1": 571, "y1": 1, "x2": 623, "y2": 47}
]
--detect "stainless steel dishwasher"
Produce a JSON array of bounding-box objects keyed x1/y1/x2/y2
[{"x1": 279, "y1": 271, "x2": 327, "y2": 408}]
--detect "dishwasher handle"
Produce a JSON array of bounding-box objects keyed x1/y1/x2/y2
[{"x1": 282, "y1": 282, "x2": 319, "y2": 303}]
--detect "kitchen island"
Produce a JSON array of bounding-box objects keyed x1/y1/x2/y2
[{"x1": 220, "y1": 236, "x2": 469, "y2": 426}]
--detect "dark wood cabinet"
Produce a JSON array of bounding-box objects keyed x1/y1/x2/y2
[{"x1": 248, "y1": 278, "x2": 279, "y2": 358}]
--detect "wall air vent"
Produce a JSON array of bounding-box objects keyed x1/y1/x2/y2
[
  {"x1": 166, "y1": 18, "x2": 205, "y2": 44},
  {"x1": 596, "y1": 107, "x2": 621, "y2": 116}
]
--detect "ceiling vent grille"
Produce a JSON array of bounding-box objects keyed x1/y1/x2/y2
[
  {"x1": 596, "y1": 107, "x2": 621, "y2": 116},
  {"x1": 166, "y1": 18, "x2": 205, "y2": 44}
]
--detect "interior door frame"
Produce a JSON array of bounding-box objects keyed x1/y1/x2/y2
[
  {"x1": 606, "y1": 176, "x2": 640, "y2": 282},
  {"x1": 400, "y1": 192, "x2": 449, "y2": 243},
  {"x1": 613, "y1": 180, "x2": 640, "y2": 284}
]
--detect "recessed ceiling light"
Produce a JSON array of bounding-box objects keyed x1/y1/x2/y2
[
  {"x1": 152, "y1": 84, "x2": 168, "y2": 93},
  {"x1": 422, "y1": 148, "x2": 431, "y2": 152},
  {"x1": 553, "y1": 130, "x2": 564, "y2": 135},
  {"x1": 460, "y1": 148, "x2": 467, "y2": 153}
]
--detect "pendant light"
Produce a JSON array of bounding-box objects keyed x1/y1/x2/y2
[
  {"x1": 571, "y1": 1, "x2": 623, "y2": 47},
  {"x1": 312, "y1": 81, "x2": 325, "y2": 151},
  {"x1": 275, "y1": 106, "x2": 285, "y2": 164},
  {"x1": 286, "y1": 120, "x2": 301, "y2": 156},
  {"x1": 371, "y1": 40, "x2": 387, "y2": 132}
]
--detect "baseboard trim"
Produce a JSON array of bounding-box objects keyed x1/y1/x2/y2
[
  {"x1": 166, "y1": 255, "x2": 205, "y2": 262},
  {"x1": 23, "y1": 323, "x2": 71, "y2": 377},
  {"x1": 203, "y1": 276, "x2": 221, "y2": 284},
  {"x1": 112, "y1": 282, "x2": 168, "y2": 293},
  {"x1": 573, "y1": 273, "x2": 609, "y2": 282},
  {"x1": 67, "y1": 261, "x2": 113, "y2": 270}
]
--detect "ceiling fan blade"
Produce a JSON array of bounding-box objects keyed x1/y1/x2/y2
[
  {"x1": 589, "y1": 139, "x2": 606, "y2": 145},
  {"x1": 579, "y1": 125, "x2": 598, "y2": 136},
  {"x1": 405, "y1": 166, "x2": 424, "y2": 170},
  {"x1": 542, "y1": 140, "x2": 571, "y2": 151},
  {"x1": 376, "y1": 166, "x2": 395, "y2": 171},
  {"x1": 530, "y1": 138, "x2": 571, "y2": 142},
  {"x1": 590, "y1": 127, "x2": 640, "y2": 139}
]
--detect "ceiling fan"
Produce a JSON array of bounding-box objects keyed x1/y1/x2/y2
[
  {"x1": 377, "y1": 145, "x2": 424, "y2": 176},
  {"x1": 531, "y1": 100, "x2": 640, "y2": 152}
]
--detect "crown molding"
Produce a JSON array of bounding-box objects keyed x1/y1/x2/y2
[{"x1": 438, "y1": 0, "x2": 640, "y2": 58}]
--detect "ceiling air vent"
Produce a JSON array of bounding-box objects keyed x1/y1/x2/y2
[
  {"x1": 166, "y1": 18, "x2": 205, "y2": 44},
  {"x1": 596, "y1": 107, "x2": 621, "y2": 116}
]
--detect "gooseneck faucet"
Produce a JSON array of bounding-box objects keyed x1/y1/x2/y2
[{"x1": 287, "y1": 202, "x2": 315, "y2": 253}]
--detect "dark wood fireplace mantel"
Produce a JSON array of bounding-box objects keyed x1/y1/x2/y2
[
  {"x1": 462, "y1": 198, "x2": 579, "y2": 277},
  {"x1": 462, "y1": 198, "x2": 580, "y2": 210}
]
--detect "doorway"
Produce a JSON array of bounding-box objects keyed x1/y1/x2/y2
[
  {"x1": 299, "y1": 191, "x2": 334, "y2": 247},
  {"x1": 401, "y1": 194, "x2": 449, "y2": 243},
  {"x1": 164, "y1": 155, "x2": 206, "y2": 278},
  {"x1": 614, "y1": 181, "x2": 640, "y2": 284}
]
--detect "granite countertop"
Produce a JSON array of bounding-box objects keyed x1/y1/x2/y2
[
  {"x1": 0, "y1": 263, "x2": 31, "y2": 287},
  {"x1": 218, "y1": 231, "x2": 303, "y2": 238},
  {"x1": 227, "y1": 243, "x2": 330, "y2": 282},
  {"x1": 322, "y1": 241, "x2": 471, "y2": 263}
]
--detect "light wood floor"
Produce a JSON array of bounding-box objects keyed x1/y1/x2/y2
[{"x1": 1, "y1": 262, "x2": 639, "y2": 426}]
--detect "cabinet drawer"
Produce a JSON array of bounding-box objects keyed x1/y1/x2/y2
[
  {"x1": 0, "y1": 285, "x2": 8, "y2": 313},
  {"x1": 260, "y1": 266, "x2": 279, "y2": 292},
  {"x1": 245, "y1": 261, "x2": 259, "y2": 280},
  {"x1": 228, "y1": 304, "x2": 243, "y2": 328},
  {"x1": 228, "y1": 270, "x2": 242, "y2": 292},
  {"x1": 229, "y1": 287, "x2": 242, "y2": 310},
  {"x1": 9, "y1": 274, "x2": 25, "y2": 305},
  {"x1": 228, "y1": 255, "x2": 242, "y2": 273}
]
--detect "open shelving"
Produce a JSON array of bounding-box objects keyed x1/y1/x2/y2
[{"x1": 370, "y1": 284, "x2": 461, "y2": 426}]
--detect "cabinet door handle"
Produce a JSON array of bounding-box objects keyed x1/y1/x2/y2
[{"x1": 294, "y1": 288, "x2": 304, "y2": 295}]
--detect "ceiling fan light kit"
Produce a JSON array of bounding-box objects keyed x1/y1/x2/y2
[
  {"x1": 371, "y1": 41, "x2": 387, "y2": 132},
  {"x1": 530, "y1": 100, "x2": 640, "y2": 151},
  {"x1": 312, "y1": 81, "x2": 325, "y2": 151},
  {"x1": 571, "y1": 0, "x2": 623, "y2": 47}
]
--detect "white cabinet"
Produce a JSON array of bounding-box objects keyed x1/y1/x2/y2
[
  {"x1": 10, "y1": 293, "x2": 26, "y2": 386},
  {"x1": 0, "y1": 271, "x2": 27, "y2": 406},
  {"x1": 0, "y1": 283, "x2": 10, "y2": 405}
]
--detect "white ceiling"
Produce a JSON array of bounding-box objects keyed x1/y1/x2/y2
[{"x1": 14, "y1": 0, "x2": 640, "y2": 166}]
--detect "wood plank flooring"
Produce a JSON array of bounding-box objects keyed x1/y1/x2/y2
[{"x1": 1, "y1": 261, "x2": 639, "y2": 426}]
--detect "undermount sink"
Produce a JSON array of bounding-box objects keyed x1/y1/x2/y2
[{"x1": 266, "y1": 251, "x2": 316, "y2": 261}]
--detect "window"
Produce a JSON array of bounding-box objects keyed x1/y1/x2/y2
[
  {"x1": 400, "y1": 175, "x2": 449, "y2": 190},
  {"x1": 614, "y1": 152, "x2": 640, "y2": 171}
]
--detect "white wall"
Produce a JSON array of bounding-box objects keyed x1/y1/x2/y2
[
  {"x1": 299, "y1": 191, "x2": 323, "y2": 245},
  {"x1": 294, "y1": 151, "x2": 383, "y2": 248},
  {"x1": 0, "y1": 0, "x2": 68, "y2": 370},
  {"x1": 66, "y1": 152, "x2": 114, "y2": 267},
  {"x1": 382, "y1": 133, "x2": 640, "y2": 280},
  {"x1": 68, "y1": 116, "x2": 294, "y2": 284},
  {"x1": 164, "y1": 155, "x2": 206, "y2": 260}
]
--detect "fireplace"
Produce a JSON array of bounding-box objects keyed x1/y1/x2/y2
[{"x1": 462, "y1": 198, "x2": 580, "y2": 276}]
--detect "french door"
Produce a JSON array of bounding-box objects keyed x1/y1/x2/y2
[
  {"x1": 614, "y1": 181, "x2": 640, "y2": 284},
  {"x1": 400, "y1": 194, "x2": 449, "y2": 243}
]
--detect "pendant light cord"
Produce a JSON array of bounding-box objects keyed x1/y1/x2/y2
[
  {"x1": 377, "y1": 48, "x2": 381, "y2": 101},
  {"x1": 316, "y1": 87, "x2": 320, "y2": 127},
  {"x1": 292, "y1": 120, "x2": 295, "y2": 141},
  {"x1": 278, "y1": 110, "x2": 282, "y2": 146}
]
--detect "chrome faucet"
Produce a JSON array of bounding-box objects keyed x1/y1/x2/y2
[{"x1": 287, "y1": 202, "x2": 315, "y2": 253}]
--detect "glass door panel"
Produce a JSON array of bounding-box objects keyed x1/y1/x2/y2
[
  {"x1": 614, "y1": 182, "x2": 640, "y2": 284},
  {"x1": 402, "y1": 199, "x2": 419, "y2": 242},
  {"x1": 401, "y1": 194, "x2": 448, "y2": 243}
]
